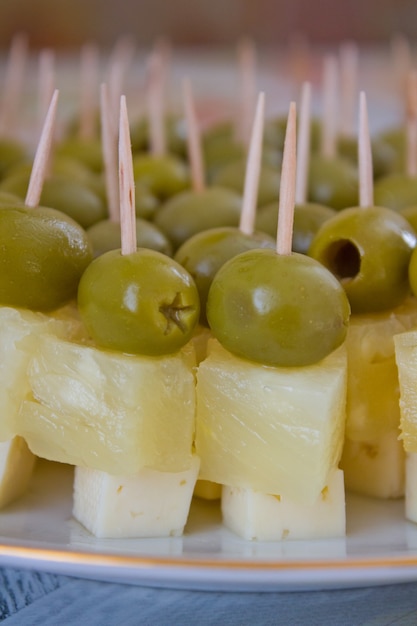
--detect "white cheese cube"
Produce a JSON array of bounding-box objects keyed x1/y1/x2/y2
[
  {"x1": 221, "y1": 469, "x2": 345, "y2": 541},
  {"x1": 73, "y1": 456, "x2": 200, "y2": 538}
]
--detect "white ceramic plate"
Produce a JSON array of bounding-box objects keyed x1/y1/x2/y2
[{"x1": 1, "y1": 461, "x2": 417, "y2": 592}]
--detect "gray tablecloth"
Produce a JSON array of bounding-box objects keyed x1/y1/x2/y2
[{"x1": 0, "y1": 568, "x2": 417, "y2": 625}]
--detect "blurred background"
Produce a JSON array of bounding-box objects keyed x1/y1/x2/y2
[{"x1": 0, "y1": 0, "x2": 416, "y2": 50}]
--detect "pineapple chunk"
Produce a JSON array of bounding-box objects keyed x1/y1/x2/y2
[
  {"x1": 341, "y1": 430, "x2": 405, "y2": 498},
  {"x1": 195, "y1": 339, "x2": 347, "y2": 505},
  {"x1": 73, "y1": 455, "x2": 200, "y2": 538},
  {"x1": 0, "y1": 437, "x2": 36, "y2": 508},
  {"x1": 345, "y1": 298, "x2": 417, "y2": 442},
  {"x1": 0, "y1": 305, "x2": 84, "y2": 440},
  {"x1": 193, "y1": 479, "x2": 222, "y2": 500},
  {"x1": 222, "y1": 469, "x2": 345, "y2": 541},
  {"x1": 394, "y1": 329, "x2": 417, "y2": 453},
  {"x1": 19, "y1": 335, "x2": 196, "y2": 475}
]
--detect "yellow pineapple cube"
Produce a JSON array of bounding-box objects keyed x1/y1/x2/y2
[
  {"x1": 340, "y1": 298, "x2": 417, "y2": 498},
  {"x1": 195, "y1": 339, "x2": 347, "y2": 505},
  {"x1": 394, "y1": 329, "x2": 417, "y2": 452},
  {"x1": 18, "y1": 335, "x2": 197, "y2": 475},
  {"x1": 344, "y1": 298, "x2": 417, "y2": 443},
  {"x1": 0, "y1": 305, "x2": 83, "y2": 440}
]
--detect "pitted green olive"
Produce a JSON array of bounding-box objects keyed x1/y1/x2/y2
[{"x1": 309, "y1": 206, "x2": 416, "y2": 313}]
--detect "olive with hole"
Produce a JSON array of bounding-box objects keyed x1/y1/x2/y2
[{"x1": 308, "y1": 206, "x2": 416, "y2": 313}]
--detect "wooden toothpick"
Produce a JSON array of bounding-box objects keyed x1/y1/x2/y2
[
  {"x1": 321, "y1": 55, "x2": 338, "y2": 159},
  {"x1": 0, "y1": 33, "x2": 27, "y2": 137},
  {"x1": 25, "y1": 89, "x2": 59, "y2": 208},
  {"x1": 100, "y1": 83, "x2": 119, "y2": 222},
  {"x1": 406, "y1": 71, "x2": 417, "y2": 178},
  {"x1": 295, "y1": 81, "x2": 311, "y2": 205},
  {"x1": 79, "y1": 43, "x2": 100, "y2": 140},
  {"x1": 276, "y1": 102, "x2": 297, "y2": 256},
  {"x1": 339, "y1": 41, "x2": 359, "y2": 138},
  {"x1": 119, "y1": 95, "x2": 137, "y2": 255},
  {"x1": 239, "y1": 92, "x2": 265, "y2": 236},
  {"x1": 358, "y1": 91, "x2": 374, "y2": 208},
  {"x1": 182, "y1": 77, "x2": 205, "y2": 193},
  {"x1": 37, "y1": 49, "x2": 55, "y2": 131},
  {"x1": 146, "y1": 53, "x2": 166, "y2": 156},
  {"x1": 236, "y1": 37, "x2": 257, "y2": 147}
]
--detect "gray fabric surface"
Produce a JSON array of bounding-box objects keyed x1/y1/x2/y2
[{"x1": 0, "y1": 569, "x2": 417, "y2": 625}]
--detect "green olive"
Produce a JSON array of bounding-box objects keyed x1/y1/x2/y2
[
  {"x1": 374, "y1": 174, "x2": 417, "y2": 212},
  {"x1": 408, "y1": 245, "x2": 417, "y2": 297},
  {"x1": 400, "y1": 205, "x2": 417, "y2": 232},
  {"x1": 87, "y1": 218, "x2": 173, "y2": 258},
  {"x1": 309, "y1": 206, "x2": 416, "y2": 313},
  {"x1": 133, "y1": 153, "x2": 190, "y2": 200},
  {"x1": 0, "y1": 191, "x2": 24, "y2": 205},
  {"x1": 203, "y1": 135, "x2": 245, "y2": 181},
  {"x1": 40, "y1": 177, "x2": 107, "y2": 229},
  {"x1": 308, "y1": 155, "x2": 358, "y2": 210},
  {"x1": 337, "y1": 135, "x2": 397, "y2": 179},
  {"x1": 174, "y1": 227, "x2": 275, "y2": 325},
  {"x1": 0, "y1": 204, "x2": 93, "y2": 311},
  {"x1": 65, "y1": 110, "x2": 101, "y2": 138},
  {"x1": 135, "y1": 182, "x2": 160, "y2": 220},
  {"x1": 0, "y1": 159, "x2": 106, "y2": 210},
  {"x1": 130, "y1": 114, "x2": 187, "y2": 158},
  {"x1": 0, "y1": 138, "x2": 27, "y2": 179},
  {"x1": 78, "y1": 248, "x2": 200, "y2": 355},
  {"x1": 213, "y1": 160, "x2": 280, "y2": 207},
  {"x1": 256, "y1": 202, "x2": 336, "y2": 254},
  {"x1": 207, "y1": 248, "x2": 350, "y2": 367},
  {"x1": 154, "y1": 186, "x2": 242, "y2": 251},
  {"x1": 55, "y1": 137, "x2": 103, "y2": 173},
  {"x1": 264, "y1": 115, "x2": 321, "y2": 153}
]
